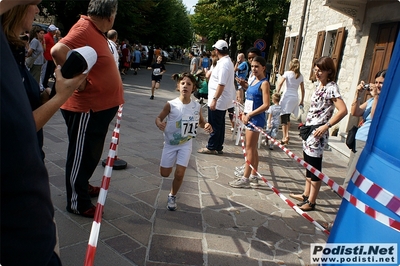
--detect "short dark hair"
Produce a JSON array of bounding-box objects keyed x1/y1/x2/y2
[
  {"x1": 375, "y1": 69, "x2": 387, "y2": 79},
  {"x1": 87, "y1": 0, "x2": 118, "y2": 19},
  {"x1": 217, "y1": 48, "x2": 229, "y2": 56},
  {"x1": 171, "y1": 71, "x2": 206, "y2": 91},
  {"x1": 247, "y1": 47, "x2": 261, "y2": 56},
  {"x1": 314, "y1": 56, "x2": 336, "y2": 81},
  {"x1": 252, "y1": 56, "x2": 267, "y2": 67}
]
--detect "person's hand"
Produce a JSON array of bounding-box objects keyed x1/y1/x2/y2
[
  {"x1": 235, "y1": 77, "x2": 247, "y2": 88},
  {"x1": 369, "y1": 83, "x2": 380, "y2": 97},
  {"x1": 242, "y1": 113, "x2": 250, "y2": 125},
  {"x1": 356, "y1": 81, "x2": 366, "y2": 94},
  {"x1": 156, "y1": 120, "x2": 166, "y2": 131},
  {"x1": 204, "y1": 123, "x2": 213, "y2": 133},
  {"x1": 54, "y1": 65, "x2": 87, "y2": 100},
  {"x1": 210, "y1": 98, "x2": 217, "y2": 111},
  {"x1": 313, "y1": 124, "x2": 329, "y2": 138}
]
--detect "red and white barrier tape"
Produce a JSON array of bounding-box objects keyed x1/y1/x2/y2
[
  {"x1": 247, "y1": 119, "x2": 400, "y2": 232},
  {"x1": 84, "y1": 105, "x2": 123, "y2": 266},
  {"x1": 232, "y1": 101, "x2": 400, "y2": 232},
  {"x1": 238, "y1": 133, "x2": 330, "y2": 235},
  {"x1": 351, "y1": 170, "x2": 400, "y2": 216}
]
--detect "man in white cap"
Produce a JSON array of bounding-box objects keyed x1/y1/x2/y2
[
  {"x1": 42, "y1": 23, "x2": 58, "y2": 89},
  {"x1": 198, "y1": 39, "x2": 235, "y2": 155}
]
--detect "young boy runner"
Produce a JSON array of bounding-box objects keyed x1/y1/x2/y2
[
  {"x1": 155, "y1": 72, "x2": 213, "y2": 210},
  {"x1": 150, "y1": 55, "x2": 166, "y2": 99}
]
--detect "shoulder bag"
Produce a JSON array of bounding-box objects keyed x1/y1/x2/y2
[{"x1": 346, "y1": 126, "x2": 358, "y2": 152}]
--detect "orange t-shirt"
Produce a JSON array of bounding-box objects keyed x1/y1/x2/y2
[{"x1": 60, "y1": 15, "x2": 124, "y2": 112}]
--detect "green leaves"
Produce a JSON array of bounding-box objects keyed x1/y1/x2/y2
[
  {"x1": 192, "y1": 0, "x2": 289, "y2": 51},
  {"x1": 38, "y1": 0, "x2": 192, "y2": 47}
]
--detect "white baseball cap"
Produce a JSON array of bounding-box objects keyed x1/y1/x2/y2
[
  {"x1": 212, "y1": 40, "x2": 228, "y2": 50},
  {"x1": 48, "y1": 24, "x2": 58, "y2": 32}
]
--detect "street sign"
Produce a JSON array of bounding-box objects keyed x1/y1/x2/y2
[{"x1": 254, "y1": 39, "x2": 266, "y2": 51}]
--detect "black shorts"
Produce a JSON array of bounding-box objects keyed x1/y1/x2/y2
[
  {"x1": 280, "y1": 113, "x2": 290, "y2": 124},
  {"x1": 303, "y1": 151, "x2": 322, "y2": 181},
  {"x1": 152, "y1": 75, "x2": 162, "y2": 82}
]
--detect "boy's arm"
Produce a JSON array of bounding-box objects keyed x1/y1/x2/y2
[
  {"x1": 155, "y1": 103, "x2": 170, "y2": 131},
  {"x1": 267, "y1": 112, "x2": 273, "y2": 126}
]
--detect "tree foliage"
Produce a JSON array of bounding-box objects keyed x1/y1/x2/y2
[
  {"x1": 191, "y1": 0, "x2": 290, "y2": 53},
  {"x1": 38, "y1": 0, "x2": 192, "y2": 47}
]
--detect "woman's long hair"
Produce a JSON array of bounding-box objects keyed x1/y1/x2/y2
[
  {"x1": 289, "y1": 58, "x2": 301, "y2": 79},
  {"x1": 1, "y1": 5, "x2": 30, "y2": 47}
]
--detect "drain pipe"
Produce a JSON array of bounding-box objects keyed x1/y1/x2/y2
[{"x1": 295, "y1": 0, "x2": 308, "y2": 59}]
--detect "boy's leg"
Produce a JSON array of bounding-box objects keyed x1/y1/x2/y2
[
  {"x1": 151, "y1": 80, "x2": 155, "y2": 98},
  {"x1": 155, "y1": 80, "x2": 161, "y2": 89},
  {"x1": 171, "y1": 164, "x2": 187, "y2": 195}
]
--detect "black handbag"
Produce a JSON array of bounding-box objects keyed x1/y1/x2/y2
[
  {"x1": 298, "y1": 124, "x2": 324, "y2": 141},
  {"x1": 346, "y1": 126, "x2": 358, "y2": 152}
]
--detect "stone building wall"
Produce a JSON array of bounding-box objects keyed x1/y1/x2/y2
[{"x1": 283, "y1": 0, "x2": 400, "y2": 134}]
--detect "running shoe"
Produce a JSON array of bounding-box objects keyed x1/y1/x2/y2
[
  {"x1": 167, "y1": 195, "x2": 177, "y2": 211},
  {"x1": 229, "y1": 177, "x2": 250, "y2": 188}
]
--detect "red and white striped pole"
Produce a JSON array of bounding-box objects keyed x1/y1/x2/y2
[{"x1": 84, "y1": 105, "x2": 123, "y2": 266}]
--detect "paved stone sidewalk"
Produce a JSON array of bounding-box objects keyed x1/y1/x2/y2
[{"x1": 43, "y1": 63, "x2": 348, "y2": 266}]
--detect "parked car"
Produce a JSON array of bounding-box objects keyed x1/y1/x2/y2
[{"x1": 32, "y1": 22, "x2": 49, "y2": 32}]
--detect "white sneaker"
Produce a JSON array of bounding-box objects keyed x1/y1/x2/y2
[
  {"x1": 249, "y1": 175, "x2": 259, "y2": 186},
  {"x1": 235, "y1": 165, "x2": 245, "y2": 171},
  {"x1": 234, "y1": 169, "x2": 244, "y2": 177},
  {"x1": 167, "y1": 195, "x2": 177, "y2": 211},
  {"x1": 229, "y1": 177, "x2": 250, "y2": 188}
]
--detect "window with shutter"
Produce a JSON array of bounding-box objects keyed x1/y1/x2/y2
[
  {"x1": 292, "y1": 35, "x2": 301, "y2": 59},
  {"x1": 331, "y1": 27, "x2": 346, "y2": 80},
  {"x1": 279, "y1": 37, "x2": 290, "y2": 75},
  {"x1": 309, "y1": 31, "x2": 326, "y2": 81}
]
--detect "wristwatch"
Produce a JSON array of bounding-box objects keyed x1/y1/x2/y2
[
  {"x1": 326, "y1": 122, "x2": 332, "y2": 128},
  {"x1": 213, "y1": 97, "x2": 218, "y2": 100}
]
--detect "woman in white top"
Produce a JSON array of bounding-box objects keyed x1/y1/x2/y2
[{"x1": 276, "y1": 58, "x2": 305, "y2": 144}]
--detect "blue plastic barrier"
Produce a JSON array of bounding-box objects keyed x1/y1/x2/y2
[{"x1": 325, "y1": 32, "x2": 400, "y2": 265}]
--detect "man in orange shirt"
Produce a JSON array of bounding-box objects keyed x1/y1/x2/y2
[
  {"x1": 51, "y1": 0, "x2": 124, "y2": 218},
  {"x1": 42, "y1": 24, "x2": 57, "y2": 88}
]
